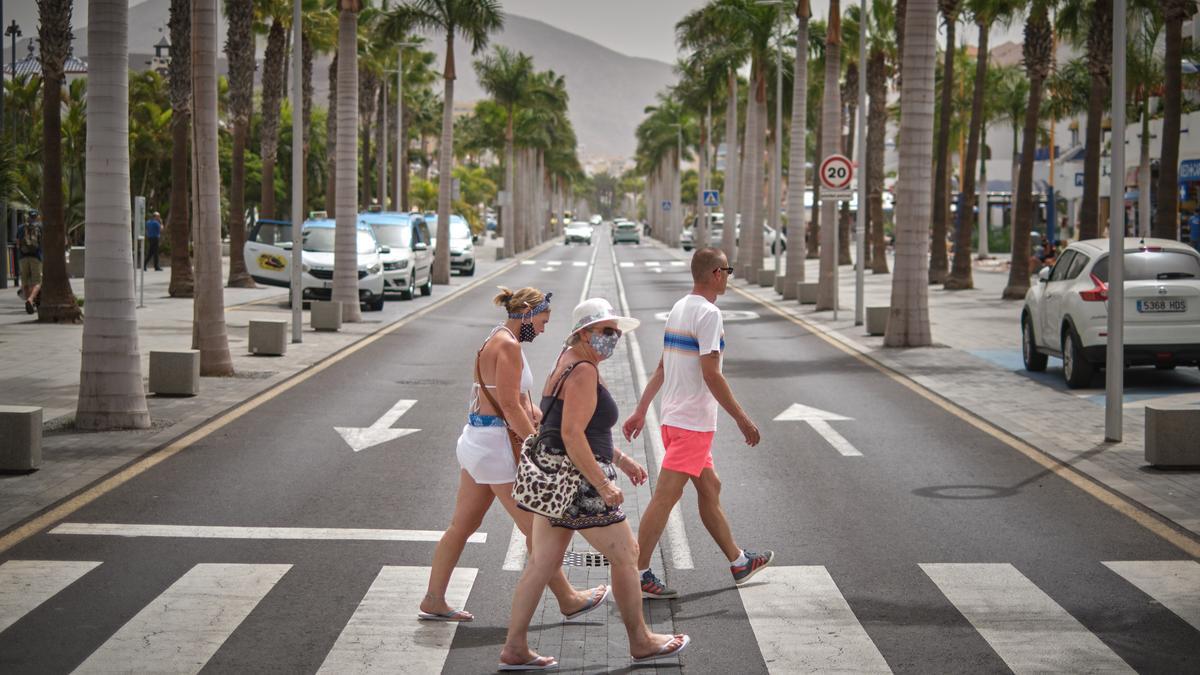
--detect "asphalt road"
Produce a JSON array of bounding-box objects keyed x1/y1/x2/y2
[{"x1": 1, "y1": 232, "x2": 1197, "y2": 674}]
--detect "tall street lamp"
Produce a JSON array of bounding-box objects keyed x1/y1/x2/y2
[
  {"x1": 854, "y1": 0, "x2": 867, "y2": 326},
  {"x1": 1105, "y1": 0, "x2": 1128, "y2": 442},
  {"x1": 386, "y1": 41, "x2": 421, "y2": 213},
  {"x1": 290, "y1": 0, "x2": 303, "y2": 342},
  {"x1": 0, "y1": 5, "x2": 6, "y2": 290}
]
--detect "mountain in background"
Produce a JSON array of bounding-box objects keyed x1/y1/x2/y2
[{"x1": 7, "y1": 1, "x2": 676, "y2": 163}]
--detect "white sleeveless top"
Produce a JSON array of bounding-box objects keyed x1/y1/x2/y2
[{"x1": 469, "y1": 326, "x2": 533, "y2": 414}]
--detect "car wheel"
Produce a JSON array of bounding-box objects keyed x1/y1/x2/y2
[
  {"x1": 1022, "y1": 316, "x2": 1048, "y2": 372},
  {"x1": 366, "y1": 295, "x2": 385, "y2": 312},
  {"x1": 400, "y1": 276, "x2": 415, "y2": 300},
  {"x1": 464, "y1": 261, "x2": 475, "y2": 277},
  {"x1": 421, "y1": 275, "x2": 433, "y2": 296},
  {"x1": 1062, "y1": 328, "x2": 1094, "y2": 389}
]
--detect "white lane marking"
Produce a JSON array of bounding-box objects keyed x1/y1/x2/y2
[
  {"x1": 520, "y1": 260, "x2": 536, "y2": 265},
  {"x1": 579, "y1": 243, "x2": 600, "y2": 304},
  {"x1": 335, "y1": 399, "x2": 420, "y2": 453},
  {"x1": 619, "y1": 262, "x2": 634, "y2": 268},
  {"x1": 774, "y1": 404, "x2": 861, "y2": 457},
  {"x1": 540, "y1": 267, "x2": 557, "y2": 272},
  {"x1": 547, "y1": 261, "x2": 563, "y2": 266},
  {"x1": 0, "y1": 560, "x2": 102, "y2": 634},
  {"x1": 74, "y1": 563, "x2": 291, "y2": 674},
  {"x1": 611, "y1": 244, "x2": 694, "y2": 570},
  {"x1": 503, "y1": 527, "x2": 527, "y2": 571},
  {"x1": 669, "y1": 261, "x2": 686, "y2": 267},
  {"x1": 50, "y1": 523, "x2": 485, "y2": 543},
  {"x1": 921, "y1": 563, "x2": 1134, "y2": 674},
  {"x1": 738, "y1": 566, "x2": 891, "y2": 673},
  {"x1": 644, "y1": 261, "x2": 661, "y2": 267},
  {"x1": 318, "y1": 567, "x2": 476, "y2": 674},
  {"x1": 573, "y1": 261, "x2": 588, "y2": 267},
  {"x1": 1103, "y1": 560, "x2": 1200, "y2": 631}
]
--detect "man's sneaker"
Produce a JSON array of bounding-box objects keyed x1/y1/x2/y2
[
  {"x1": 24, "y1": 300, "x2": 33, "y2": 314},
  {"x1": 641, "y1": 569, "x2": 679, "y2": 599},
  {"x1": 731, "y1": 550, "x2": 774, "y2": 586}
]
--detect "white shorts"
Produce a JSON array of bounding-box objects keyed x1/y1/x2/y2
[{"x1": 456, "y1": 424, "x2": 518, "y2": 484}]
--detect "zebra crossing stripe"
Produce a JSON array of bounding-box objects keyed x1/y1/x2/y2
[
  {"x1": 1103, "y1": 560, "x2": 1200, "y2": 632},
  {"x1": 737, "y1": 566, "x2": 890, "y2": 673},
  {"x1": 318, "y1": 566, "x2": 476, "y2": 674},
  {"x1": 74, "y1": 563, "x2": 291, "y2": 674},
  {"x1": 547, "y1": 261, "x2": 562, "y2": 266},
  {"x1": 50, "y1": 522, "x2": 485, "y2": 543},
  {"x1": 920, "y1": 563, "x2": 1134, "y2": 674},
  {"x1": 573, "y1": 261, "x2": 588, "y2": 267},
  {"x1": 520, "y1": 260, "x2": 536, "y2": 265},
  {"x1": 644, "y1": 261, "x2": 660, "y2": 267},
  {"x1": 619, "y1": 262, "x2": 634, "y2": 268},
  {"x1": 669, "y1": 261, "x2": 686, "y2": 266},
  {"x1": 0, "y1": 560, "x2": 101, "y2": 634}
]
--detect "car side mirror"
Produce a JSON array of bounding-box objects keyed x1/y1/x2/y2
[
  {"x1": 413, "y1": 242, "x2": 428, "y2": 252},
  {"x1": 1038, "y1": 267, "x2": 1051, "y2": 282},
  {"x1": 280, "y1": 242, "x2": 293, "y2": 251},
  {"x1": 379, "y1": 246, "x2": 391, "y2": 254}
]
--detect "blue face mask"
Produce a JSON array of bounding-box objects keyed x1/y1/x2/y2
[{"x1": 589, "y1": 331, "x2": 620, "y2": 359}]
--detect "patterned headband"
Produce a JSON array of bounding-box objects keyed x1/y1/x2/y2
[{"x1": 509, "y1": 292, "x2": 553, "y2": 319}]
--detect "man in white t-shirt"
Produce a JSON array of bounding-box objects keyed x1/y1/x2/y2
[{"x1": 622, "y1": 247, "x2": 771, "y2": 598}]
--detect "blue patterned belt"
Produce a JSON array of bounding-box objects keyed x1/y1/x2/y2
[{"x1": 468, "y1": 413, "x2": 506, "y2": 427}]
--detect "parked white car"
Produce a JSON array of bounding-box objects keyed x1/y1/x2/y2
[
  {"x1": 1021, "y1": 237, "x2": 1200, "y2": 388},
  {"x1": 424, "y1": 213, "x2": 477, "y2": 276},
  {"x1": 362, "y1": 212, "x2": 433, "y2": 299},
  {"x1": 244, "y1": 216, "x2": 387, "y2": 311}
]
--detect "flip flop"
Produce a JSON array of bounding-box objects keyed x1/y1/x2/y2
[
  {"x1": 497, "y1": 655, "x2": 559, "y2": 671},
  {"x1": 416, "y1": 608, "x2": 473, "y2": 622},
  {"x1": 561, "y1": 584, "x2": 610, "y2": 621},
  {"x1": 631, "y1": 634, "x2": 691, "y2": 664}
]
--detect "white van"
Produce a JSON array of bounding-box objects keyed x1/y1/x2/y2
[
  {"x1": 362, "y1": 212, "x2": 434, "y2": 298},
  {"x1": 243, "y1": 216, "x2": 387, "y2": 311}
]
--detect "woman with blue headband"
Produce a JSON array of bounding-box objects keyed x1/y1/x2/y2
[{"x1": 418, "y1": 286, "x2": 609, "y2": 624}]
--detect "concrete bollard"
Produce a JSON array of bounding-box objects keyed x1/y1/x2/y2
[
  {"x1": 866, "y1": 306, "x2": 890, "y2": 336},
  {"x1": 796, "y1": 282, "x2": 818, "y2": 305},
  {"x1": 773, "y1": 275, "x2": 786, "y2": 295},
  {"x1": 149, "y1": 350, "x2": 200, "y2": 396},
  {"x1": 0, "y1": 406, "x2": 42, "y2": 472},
  {"x1": 1145, "y1": 406, "x2": 1200, "y2": 467},
  {"x1": 248, "y1": 319, "x2": 288, "y2": 356},
  {"x1": 311, "y1": 300, "x2": 342, "y2": 332},
  {"x1": 68, "y1": 247, "x2": 86, "y2": 278},
  {"x1": 758, "y1": 269, "x2": 775, "y2": 287}
]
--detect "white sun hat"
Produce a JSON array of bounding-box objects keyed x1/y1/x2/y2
[{"x1": 569, "y1": 298, "x2": 640, "y2": 336}]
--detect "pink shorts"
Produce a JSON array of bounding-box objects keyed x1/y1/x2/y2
[{"x1": 660, "y1": 425, "x2": 715, "y2": 477}]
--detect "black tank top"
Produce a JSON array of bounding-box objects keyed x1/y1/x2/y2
[{"x1": 539, "y1": 362, "x2": 617, "y2": 462}]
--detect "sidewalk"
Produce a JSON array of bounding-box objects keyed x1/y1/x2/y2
[
  {"x1": 0, "y1": 239, "x2": 536, "y2": 535},
  {"x1": 656, "y1": 241, "x2": 1200, "y2": 545}
]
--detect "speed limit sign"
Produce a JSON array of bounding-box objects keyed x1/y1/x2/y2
[{"x1": 819, "y1": 154, "x2": 854, "y2": 191}]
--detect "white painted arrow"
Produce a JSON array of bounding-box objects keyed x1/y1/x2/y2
[
  {"x1": 335, "y1": 399, "x2": 420, "y2": 452},
  {"x1": 774, "y1": 404, "x2": 861, "y2": 457}
]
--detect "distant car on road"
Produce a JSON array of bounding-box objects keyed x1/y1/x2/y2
[
  {"x1": 612, "y1": 219, "x2": 641, "y2": 245},
  {"x1": 589, "y1": 214, "x2": 603, "y2": 226},
  {"x1": 423, "y1": 213, "x2": 477, "y2": 276},
  {"x1": 1021, "y1": 238, "x2": 1200, "y2": 388},
  {"x1": 362, "y1": 212, "x2": 433, "y2": 299},
  {"x1": 564, "y1": 221, "x2": 594, "y2": 245}
]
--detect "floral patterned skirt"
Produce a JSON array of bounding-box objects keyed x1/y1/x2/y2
[{"x1": 548, "y1": 459, "x2": 626, "y2": 530}]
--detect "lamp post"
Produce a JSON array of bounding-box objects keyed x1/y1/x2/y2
[
  {"x1": 854, "y1": 0, "x2": 867, "y2": 325},
  {"x1": 1106, "y1": 0, "x2": 1127, "y2": 442},
  {"x1": 385, "y1": 41, "x2": 421, "y2": 213},
  {"x1": 290, "y1": 0, "x2": 302, "y2": 342}
]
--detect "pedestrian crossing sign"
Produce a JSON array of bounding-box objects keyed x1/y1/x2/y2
[
  {"x1": 703, "y1": 190, "x2": 720, "y2": 207},
  {"x1": 662, "y1": 200, "x2": 672, "y2": 212}
]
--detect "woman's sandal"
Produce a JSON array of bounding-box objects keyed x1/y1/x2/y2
[
  {"x1": 416, "y1": 608, "x2": 474, "y2": 622},
  {"x1": 631, "y1": 634, "x2": 691, "y2": 664},
  {"x1": 561, "y1": 585, "x2": 610, "y2": 621},
  {"x1": 497, "y1": 655, "x2": 559, "y2": 671}
]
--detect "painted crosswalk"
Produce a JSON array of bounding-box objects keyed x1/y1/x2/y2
[{"x1": 1, "y1": 558, "x2": 1195, "y2": 671}]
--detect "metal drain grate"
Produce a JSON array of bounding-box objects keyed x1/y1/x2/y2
[{"x1": 562, "y1": 550, "x2": 610, "y2": 567}]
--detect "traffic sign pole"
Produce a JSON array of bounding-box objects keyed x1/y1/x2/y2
[{"x1": 819, "y1": 154, "x2": 854, "y2": 321}]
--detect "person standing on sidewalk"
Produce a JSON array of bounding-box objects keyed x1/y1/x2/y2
[
  {"x1": 419, "y1": 287, "x2": 607, "y2": 624},
  {"x1": 143, "y1": 211, "x2": 162, "y2": 271},
  {"x1": 15, "y1": 211, "x2": 43, "y2": 314},
  {"x1": 623, "y1": 247, "x2": 772, "y2": 598}
]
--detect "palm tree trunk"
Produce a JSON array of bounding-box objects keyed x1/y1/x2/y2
[
  {"x1": 810, "y1": 111, "x2": 822, "y2": 260},
  {"x1": 1138, "y1": 100, "x2": 1151, "y2": 238},
  {"x1": 784, "y1": 14, "x2": 810, "y2": 299},
  {"x1": 1079, "y1": 70, "x2": 1106, "y2": 241},
  {"x1": 76, "y1": 0, "x2": 151, "y2": 429},
  {"x1": 1156, "y1": 1, "x2": 1185, "y2": 239},
  {"x1": 868, "y1": 48, "x2": 889, "y2": 275},
  {"x1": 1004, "y1": 82, "x2": 1046, "y2": 294},
  {"x1": 326, "y1": 53, "x2": 338, "y2": 216},
  {"x1": 722, "y1": 69, "x2": 740, "y2": 260},
  {"x1": 947, "y1": 20, "x2": 988, "y2": 290},
  {"x1": 334, "y1": 7, "x2": 362, "y2": 322},
  {"x1": 192, "y1": 0, "x2": 233, "y2": 374},
  {"x1": 697, "y1": 112, "x2": 708, "y2": 248},
  {"x1": 226, "y1": 117, "x2": 255, "y2": 287},
  {"x1": 930, "y1": 11, "x2": 956, "y2": 284},
  {"x1": 737, "y1": 68, "x2": 758, "y2": 277},
  {"x1": 168, "y1": 109, "x2": 194, "y2": 296},
  {"x1": 302, "y1": 32, "x2": 313, "y2": 213},
  {"x1": 839, "y1": 73, "x2": 856, "y2": 267},
  {"x1": 885, "y1": 0, "x2": 935, "y2": 347},
  {"x1": 432, "y1": 31, "x2": 455, "y2": 285},
  {"x1": 817, "y1": 32, "x2": 842, "y2": 310},
  {"x1": 502, "y1": 112, "x2": 515, "y2": 258},
  {"x1": 260, "y1": 18, "x2": 287, "y2": 219},
  {"x1": 377, "y1": 83, "x2": 386, "y2": 207}
]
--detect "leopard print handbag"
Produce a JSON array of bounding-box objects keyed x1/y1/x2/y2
[{"x1": 512, "y1": 363, "x2": 586, "y2": 518}]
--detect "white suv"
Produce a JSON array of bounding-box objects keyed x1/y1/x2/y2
[{"x1": 1021, "y1": 237, "x2": 1200, "y2": 388}]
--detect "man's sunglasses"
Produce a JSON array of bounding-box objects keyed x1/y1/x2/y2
[{"x1": 714, "y1": 266, "x2": 735, "y2": 276}]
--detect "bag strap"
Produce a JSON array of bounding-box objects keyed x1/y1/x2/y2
[
  {"x1": 474, "y1": 333, "x2": 510, "y2": 426},
  {"x1": 540, "y1": 359, "x2": 597, "y2": 420}
]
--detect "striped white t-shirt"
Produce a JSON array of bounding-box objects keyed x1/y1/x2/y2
[{"x1": 660, "y1": 294, "x2": 725, "y2": 432}]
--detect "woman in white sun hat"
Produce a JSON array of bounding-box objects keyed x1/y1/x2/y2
[{"x1": 498, "y1": 298, "x2": 691, "y2": 671}]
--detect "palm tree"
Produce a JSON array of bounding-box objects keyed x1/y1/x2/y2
[
  {"x1": 782, "y1": 0, "x2": 813, "y2": 297},
  {"x1": 167, "y1": 0, "x2": 195, "y2": 297},
  {"x1": 36, "y1": 0, "x2": 81, "y2": 323},
  {"x1": 473, "y1": 46, "x2": 534, "y2": 259},
  {"x1": 1129, "y1": 6, "x2": 1163, "y2": 238},
  {"x1": 865, "y1": 0, "x2": 896, "y2": 275},
  {"x1": 946, "y1": 0, "x2": 1016, "y2": 289},
  {"x1": 76, "y1": 0, "x2": 151, "y2": 430},
  {"x1": 326, "y1": 51, "x2": 339, "y2": 216},
  {"x1": 225, "y1": 0, "x2": 255, "y2": 288},
  {"x1": 885, "y1": 0, "x2": 936, "y2": 346},
  {"x1": 1003, "y1": 2, "x2": 1052, "y2": 300},
  {"x1": 816, "y1": 0, "x2": 842, "y2": 311},
  {"x1": 1156, "y1": 0, "x2": 1195, "y2": 238},
  {"x1": 929, "y1": 0, "x2": 960, "y2": 284},
  {"x1": 399, "y1": 0, "x2": 504, "y2": 285},
  {"x1": 334, "y1": 0, "x2": 362, "y2": 322},
  {"x1": 1057, "y1": 0, "x2": 1110, "y2": 240},
  {"x1": 302, "y1": 1, "x2": 338, "y2": 213},
  {"x1": 258, "y1": 3, "x2": 289, "y2": 219},
  {"x1": 193, "y1": 0, "x2": 235, "y2": 374}
]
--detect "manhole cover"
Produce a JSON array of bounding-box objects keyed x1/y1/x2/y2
[{"x1": 563, "y1": 551, "x2": 610, "y2": 567}]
